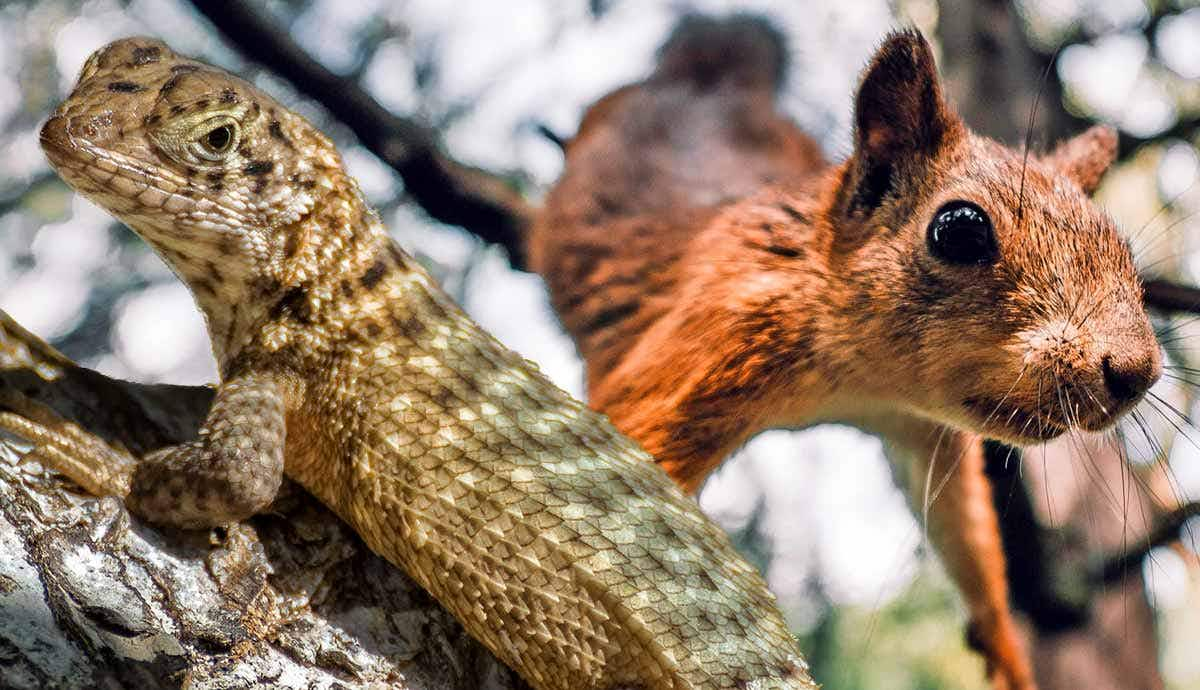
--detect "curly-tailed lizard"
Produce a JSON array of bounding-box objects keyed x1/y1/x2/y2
[{"x1": 6, "y1": 37, "x2": 818, "y2": 690}]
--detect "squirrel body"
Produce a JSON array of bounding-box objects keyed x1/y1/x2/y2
[{"x1": 531, "y1": 15, "x2": 1161, "y2": 690}]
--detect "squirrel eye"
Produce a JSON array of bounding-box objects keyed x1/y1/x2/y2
[{"x1": 926, "y1": 201, "x2": 997, "y2": 265}]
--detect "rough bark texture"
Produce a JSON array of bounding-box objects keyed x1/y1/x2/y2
[{"x1": 0, "y1": 312, "x2": 527, "y2": 690}]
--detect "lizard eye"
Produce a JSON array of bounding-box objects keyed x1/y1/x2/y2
[
  {"x1": 926, "y1": 201, "x2": 997, "y2": 265},
  {"x1": 191, "y1": 120, "x2": 239, "y2": 162}
]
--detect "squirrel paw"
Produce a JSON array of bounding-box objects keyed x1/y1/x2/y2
[{"x1": 966, "y1": 619, "x2": 1038, "y2": 690}]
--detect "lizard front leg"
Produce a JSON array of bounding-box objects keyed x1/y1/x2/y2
[
  {"x1": 872, "y1": 415, "x2": 1036, "y2": 690},
  {"x1": 127, "y1": 372, "x2": 287, "y2": 529}
]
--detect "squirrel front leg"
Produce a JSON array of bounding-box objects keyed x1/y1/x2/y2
[
  {"x1": 871, "y1": 415, "x2": 1035, "y2": 690},
  {"x1": 126, "y1": 372, "x2": 288, "y2": 529}
]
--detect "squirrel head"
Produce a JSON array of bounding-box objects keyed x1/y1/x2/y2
[{"x1": 829, "y1": 30, "x2": 1160, "y2": 443}]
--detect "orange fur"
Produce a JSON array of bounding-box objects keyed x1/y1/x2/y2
[{"x1": 530, "y1": 16, "x2": 1159, "y2": 690}]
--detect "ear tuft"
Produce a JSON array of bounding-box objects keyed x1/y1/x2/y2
[
  {"x1": 846, "y1": 29, "x2": 960, "y2": 212},
  {"x1": 1043, "y1": 125, "x2": 1118, "y2": 195}
]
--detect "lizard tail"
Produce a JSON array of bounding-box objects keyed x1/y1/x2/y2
[{"x1": 652, "y1": 13, "x2": 789, "y2": 92}]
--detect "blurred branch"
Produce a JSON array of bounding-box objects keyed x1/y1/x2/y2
[
  {"x1": 1092, "y1": 501, "x2": 1200, "y2": 586},
  {"x1": 1143, "y1": 278, "x2": 1200, "y2": 313},
  {"x1": 983, "y1": 443, "x2": 1089, "y2": 633},
  {"x1": 0, "y1": 171, "x2": 57, "y2": 217},
  {"x1": 186, "y1": 0, "x2": 532, "y2": 269}
]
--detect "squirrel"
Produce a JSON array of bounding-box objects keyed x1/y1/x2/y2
[{"x1": 528, "y1": 14, "x2": 1161, "y2": 690}]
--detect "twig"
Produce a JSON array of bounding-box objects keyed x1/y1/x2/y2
[
  {"x1": 1091, "y1": 502, "x2": 1200, "y2": 586},
  {"x1": 1143, "y1": 279, "x2": 1200, "y2": 314}
]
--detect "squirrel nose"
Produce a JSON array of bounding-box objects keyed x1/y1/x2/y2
[{"x1": 1101, "y1": 350, "x2": 1160, "y2": 406}]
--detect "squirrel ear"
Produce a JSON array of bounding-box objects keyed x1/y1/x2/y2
[
  {"x1": 1042, "y1": 125, "x2": 1118, "y2": 195},
  {"x1": 846, "y1": 30, "x2": 960, "y2": 211}
]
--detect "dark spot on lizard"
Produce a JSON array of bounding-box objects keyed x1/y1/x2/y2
[
  {"x1": 269, "y1": 286, "x2": 312, "y2": 324},
  {"x1": 217, "y1": 234, "x2": 237, "y2": 255},
  {"x1": 431, "y1": 386, "x2": 455, "y2": 408},
  {"x1": 170, "y1": 64, "x2": 200, "y2": 74},
  {"x1": 250, "y1": 101, "x2": 261, "y2": 117},
  {"x1": 360, "y1": 258, "x2": 388, "y2": 289},
  {"x1": 283, "y1": 232, "x2": 301, "y2": 258},
  {"x1": 194, "y1": 99, "x2": 209, "y2": 110},
  {"x1": 289, "y1": 174, "x2": 317, "y2": 190},
  {"x1": 365, "y1": 321, "x2": 382, "y2": 338},
  {"x1": 243, "y1": 160, "x2": 273, "y2": 176},
  {"x1": 268, "y1": 120, "x2": 291, "y2": 147},
  {"x1": 131, "y1": 46, "x2": 161, "y2": 65},
  {"x1": 107, "y1": 81, "x2": 145, "y2": 93},
  {"x1": 219, "y1": 88, "x2": 237, "y2": 104},
  {"x1": 206, "y1": 171, "x2": 224, "y2": 183},
  {"x1": 169, "y1": 104, "x2": 186, "y2": 116},
  {"x1": 206, "y1": 261, "x2": 224, "y2": 283},
  {"x1": 159, "y1": 75, "x2": 181, "y2": 96},
  {"x1": 252, "y1": 178, "x2": 268, "y2": 194},
  {"x1": 252, "y1": 276, "x2": 282, "y2": 298},
  {"x1": 143, "y1": 113, "x2": 161, "y2": 126},
  {"x1": 209, "y1": 181, "x2": 223, "y2": 192},
  {"x1": 391, "y1": 313, "x2": 426, "y2": 339},
  {"x1": 194, "y1": 278, "x2": 217, "y2": 296}
]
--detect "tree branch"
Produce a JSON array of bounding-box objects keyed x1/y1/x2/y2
[
  {"x1": 1143, "y1": 278, "x2": 1200, "y2": 314},
  {"x1": 1092, "y1": 502, "x2": 1200, "y2": 586},
  {"x1": 186, "y1": 0, "x2": 532, "y2": 269}
]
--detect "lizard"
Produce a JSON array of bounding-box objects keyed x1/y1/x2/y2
[{"x1": 11, "y1": 36, "x2": 819, "y2": 690}]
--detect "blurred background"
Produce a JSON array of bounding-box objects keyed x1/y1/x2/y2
[{"x1": 0, "y1": 0, "x2": 1197, "y2": 688}]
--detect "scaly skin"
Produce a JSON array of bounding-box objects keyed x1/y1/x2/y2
[{"x1": 28, "y1": 38, "x2": 817, "y2": 690}]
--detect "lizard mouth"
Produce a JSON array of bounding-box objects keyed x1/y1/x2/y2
[{"x1": 40, "y1": 114, "x2": 189, "y2": 223}]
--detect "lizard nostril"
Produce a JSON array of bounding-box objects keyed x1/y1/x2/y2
[
  {"x1": 40, "y1": 115, "x2": 69, "y2": 148},
  {"x1": 1102, "y1": 352, "x2": 1157, "y2": 406},
  {"x1": 39, "y1": 115, "x2": 74, "y2": 165}
]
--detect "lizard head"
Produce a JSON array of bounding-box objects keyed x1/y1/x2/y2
[{"x1": 40, "y1": 37, "x2": 350, "y2": 303}]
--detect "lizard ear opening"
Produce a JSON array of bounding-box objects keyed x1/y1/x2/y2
[
  {"x1": 1042, "y1": 124, "x2": 1118, "y2": 195},
  {"x1": 845, "y1": 30, "x2": 961, "y2": 213}
]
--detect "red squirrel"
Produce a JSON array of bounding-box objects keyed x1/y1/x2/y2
[{"x1": 528, "y1": 15, "x2": 1161, "y2": 690}]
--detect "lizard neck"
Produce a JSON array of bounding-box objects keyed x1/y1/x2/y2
[{"x1": 189, "y1": 173, "x2": 387, "y2": 371}]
